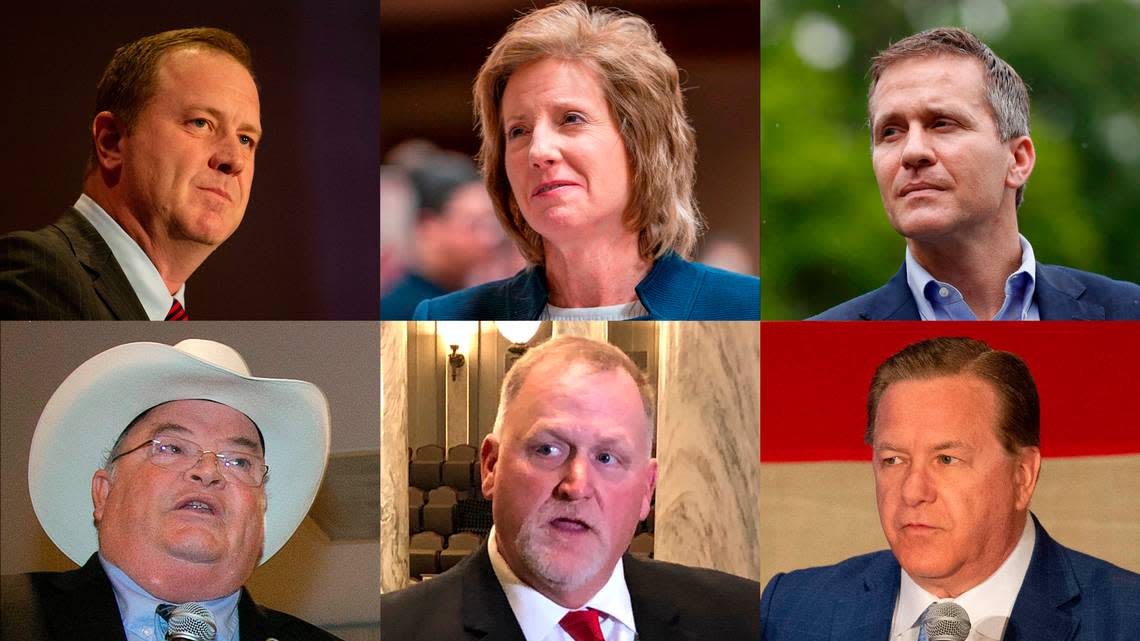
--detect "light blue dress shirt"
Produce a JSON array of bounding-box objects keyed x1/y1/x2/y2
[
  {"x1": 73, "y1": 194, "x2": 187, "y2": 320},
  {"x1": 99, "y1": 554, "x2": 240, "y2": 641},
  {"x1": 905, "y1": 234, "x2": 1040, "y2": 320}
]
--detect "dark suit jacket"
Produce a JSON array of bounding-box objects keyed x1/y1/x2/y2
[
  {"x1": 1, "y1": 208, "x2": 148, "y2": 320},
  {"x1": 810, "y1": 262, "x2": 1140, "y2": 320},
  {"x1": 411, "y1": 252, "x2": 760, "y2": 320},
  {"x1": 0, "y1": 554, "x2": 343, "y2": 641},
  {"x1": 381, "y1": 543, "x2": 760, "y2": 640},
  {"x1": 761, "y1": 516, "x2": 1140, "y2": 641}
]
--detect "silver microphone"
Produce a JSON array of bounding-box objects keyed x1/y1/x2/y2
[
  {"x1": 164, "y1": 602, "x2": 217, "y2": 641},
  {"x1": 923, "y1": 602, "x2": 971, "y2": 641}
]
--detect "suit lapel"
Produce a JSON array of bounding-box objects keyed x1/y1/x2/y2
[
  {"x1": 623, "y1": 555, "x2": 697, "y2": 641},
  {"x1": 830, "y1": 553, "x2": 897, "y2": 641},
  {"x1": 862, "y1": 264, "x2": 920, "y2": 320},
  {"x1": 1034, "y1": 264, "x2": 1104, "y2": 320},
  {"x1": 461, "y1": 544, "x2": 528, "y2": 641},
  {"x1": 44, "y1": 555, "x2": 129, "y2": 641},
  {"x1": 1003, "y1": 517, "x2": 1078, "y2": 641},
  {"x1": 54, "y1": 208, "x2": 148, "y2": 320}
]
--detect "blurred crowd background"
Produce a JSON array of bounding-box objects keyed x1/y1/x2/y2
[{"x1": 761, "y1": 0, "x2": 1140, "y2": 319}]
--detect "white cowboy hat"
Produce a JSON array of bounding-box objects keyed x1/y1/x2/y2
[{"x1": 28, "y1": 339, "x2": 330, "y2": 565}]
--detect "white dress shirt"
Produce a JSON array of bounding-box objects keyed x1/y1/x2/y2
[
  {"x1": 73, "y1": 194, "x2": 186, "y2": 320},
  {"x1": 487, "y1": 526, "x2": 639, "y2": 641},
  {"x1": 890, "y1": 516, "x2": 1036, "y2": 641}
]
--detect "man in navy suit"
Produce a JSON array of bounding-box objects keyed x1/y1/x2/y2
[
  {"x1": 761, "y1": 337, "x2": 1140, "y2": 640},
  {"x1": 812, "y1": 27, "x2": 1139, "y2": 320},
  {"x1": 383, "y1": 336, "x2": 759, "y2": 640}
]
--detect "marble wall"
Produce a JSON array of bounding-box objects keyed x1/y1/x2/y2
[
  {"x1": 380, "y1": 321, "x2": 408, "y2": 593},
  {"x1": 655, "y1": 322, "x2": 761, "y2": 580}
]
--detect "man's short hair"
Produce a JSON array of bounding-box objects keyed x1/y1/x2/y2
[
  {"x1": 474, "y1": 0, "x2": 703, "y2": 265},
  {"x1": 865, "y1": 337, "x2": 1040, "y2": 454},
  {"x1": 869, "y1": 27, "x2": 1031, "y2": 207},
  {"x1": 492, "y1": 336, "x2": 656, "y2": 450},
  {"x1": 407, "y1": 154, "x2": 481, "y2": 216},
  {"x1": 89, "y1": 27, "x2": 254, "y2": 164}
]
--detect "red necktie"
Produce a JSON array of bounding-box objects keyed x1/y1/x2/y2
[
  {"x1": 559, "y1": 608, "x2": 604, "y2": 641},
  {"x1": 165, "y1": 299, "x2": 189, "y2": 321}
]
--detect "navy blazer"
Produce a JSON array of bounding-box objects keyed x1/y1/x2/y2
[
  {"x1": 0, "y1": 553, "x2": 343, "y2": 640},
  {"x1": 810, "y1": 262, "x2": 1140, "y2": 320},
  {"x1": 411, "y1": 252, "x2": 760, "y2": 320},
  {"x1": 381, "y1": 543, "x2": 761, "y2": 641},
  {"x1": 761, "y1": 516, "x2": 1140, "y2": 641}
]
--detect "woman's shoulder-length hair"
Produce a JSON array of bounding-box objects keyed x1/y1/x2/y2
[{"x1": 474, "y1": 0, "x2": 703, "y2": 265}]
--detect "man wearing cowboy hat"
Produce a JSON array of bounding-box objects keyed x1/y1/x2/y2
[{"x1": 0, "y1": 339, "x2": 341, "y2": 640}]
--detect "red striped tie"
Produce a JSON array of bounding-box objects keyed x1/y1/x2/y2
[
  {"x1": 559, "y1": 609, "x2": 604, "y2": 641},
  {"x1": 165, "y1": 299, "x2": 189, "y2": 321}
]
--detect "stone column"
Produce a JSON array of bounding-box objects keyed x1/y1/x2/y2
[
  {"x1": 654, "y1": 321, "x2": 760, "y2": 580},
  {"x1": 380, "y1": 322, "x2": 409, "y2": 592}
]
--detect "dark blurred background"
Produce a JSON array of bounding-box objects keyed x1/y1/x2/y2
[
  {"x1": 380, "y1": 0, "x2": 761, "y2": 286},
  {"x1": 760, "y1": 0, "x2": 1140, "y2": 319},
  {"x1": 0, "y1": 0, "x2": 379, "y2": 319}
]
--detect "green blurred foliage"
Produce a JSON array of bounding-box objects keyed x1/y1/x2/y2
[{"x1": 760, "y1": 0, "x2": 1140, "y2": 319}]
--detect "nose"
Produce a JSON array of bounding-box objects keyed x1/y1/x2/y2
[
  {"x1": 209, "y1": 137, "x2": 247, "y2": 175},
  {"x1": 900, "y1": 461, "x2": 935, "y2": 506},
  {"x1": 186, "y1": 453, "x2": 226, "y2": 487},
  {"x1": 554, "y1": 453, "x2": 592, "y2": 501},
  {"x1": 900, "y1": 127, "x2": 935, "y2": 170},
  {"x1": 528, "y1": 122, "x2": 560, "y2": 168}
]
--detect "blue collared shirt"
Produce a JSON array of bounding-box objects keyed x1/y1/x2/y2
[
  {"x1": 99, "y1": 554, "x2": 240, "y2": 641},
  {"x1": 905, "y1": 235, "x2": 1040, "y2": 320},
  {"x1": 73, "y1": 194, "x2": 186, "y2": 320}
]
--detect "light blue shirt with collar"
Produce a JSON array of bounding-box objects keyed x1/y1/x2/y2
[
  {"x1": 905, "y1": 234, "x2": 1040, "y2": 320},
  {"x1": 99, "y1": 554, "x2": 240, "y2": 641},
  {"x1": 73, "y1": 194, "x2": 187, "y2": 320}
]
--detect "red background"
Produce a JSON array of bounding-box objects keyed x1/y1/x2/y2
[{"x1": 761, "y1": 322, "x2": 1140, "y2": 462}]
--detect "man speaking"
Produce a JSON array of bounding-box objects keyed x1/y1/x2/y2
[
  {"x1": 761, "y1": 337, "x2": 1140, "y2": 640},
  {"x1": 812, "y1": 28, "x2": 1139, "y2": 320},
  {"x1": 382, "y1": 336, "x2": 759, "y2": 640},
  {"x1": 1, "y1": 339, "x2": 340, "y2": 640},
  {"x1": 1, "y1": 28, "x2": 261, "y2": 320}
]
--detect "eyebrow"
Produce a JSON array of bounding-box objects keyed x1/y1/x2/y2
[
  {"x1": 875, "y1": 439, "x2": 971, "y2": 453},
  {"x1": 187, "y1": 104, "x2": 263, "y2": 139},
  {"x1": 872, "y1": 103, "x2": 972, "y2": 133},
  {"x1": 149, "y1": 422, "x2": 263, "y2": 453},
  {"x1": 504, "y1": 100, "x2": 592, "y2": 125}
]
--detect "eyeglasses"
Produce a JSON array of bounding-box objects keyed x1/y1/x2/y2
[{"x1": 110, "y1": 435, "x2": 269, "y2": 487}]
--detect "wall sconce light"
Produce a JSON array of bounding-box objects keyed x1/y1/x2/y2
[
  {"x1": 448, "y1": 345, "x2": 465, "y2": 381},
  {"x1": 498, "y1": 321, "x2": 541, "y2": 355}
]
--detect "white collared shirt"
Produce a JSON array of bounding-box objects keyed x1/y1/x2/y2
[
  {"x1": 488, "y1": 525, "x2": 639, "y2": 641},
  {"x1": 540, "y1": 300, "x2": 649, "y2": 321},
  {"x1": 890, "y1": 516, "x2": 1036, "y2": 641},
  {"x1": 905, "y1": 234, "x2": 1039, "y2": 321},
  {"x1": 99, "y1": 554, "x2": 240, "y2": 641},
  {"x1": 73, "y1": 194, "x2": 186, "y2": 320}
]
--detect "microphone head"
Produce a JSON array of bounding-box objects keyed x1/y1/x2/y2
[
  {"x1": 166, "y1": 602, "x2": 217, "y2": 641},
  {"x1": 923, "y1": 602, "x2": 971, "y2": 641}
]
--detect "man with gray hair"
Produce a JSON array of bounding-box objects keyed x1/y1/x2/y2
[
  {"x1": 382, "y1": 335, "x2": 759, "y2": 640},
  {"x1": 813, "y1": 27, "x2": 1139, "y2": 320}
]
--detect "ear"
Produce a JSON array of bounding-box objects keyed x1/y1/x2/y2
[
  {"x1": 91, "y1": 469, "x2": 112, "y2": 524},
  {"x1": 92, "y1": 111, "x2": 126, "y2": 173},
  {"x1": 1005, "y1": 135, "x2": 1036, "y2": 191},
  {"x1": 1013, "y1": 445, "x2": 1041, "y2": 511},
  {"x1": 480, "y1": 434, "x2": 501, "y2": 499},
  {"x1": 639, "y1": 458, "x2": 658, "y2": 520}
]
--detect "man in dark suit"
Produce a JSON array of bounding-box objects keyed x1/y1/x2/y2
[
  {"x1": 382, "y1": 336, "x2": 759, "y2": 640},
  {"x1": 1, "y1": 339, "x2": 340, "y2": 640},
  {"x1": 0, "y1": 27, "x2": 261, "y2": 320},
  {"x1": 812, "y1": 28, "x2": 1140, "y2": 320},
  {"x1": 761, "y1": 337, "x2": 1140, "y2": 640}
]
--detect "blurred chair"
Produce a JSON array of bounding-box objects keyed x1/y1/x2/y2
[
  {"x1": 409, "y1": 444, "x2": 445, "y2": 490},
  {"x1": 439, "y1": 531, "x2": 483, "y2": 572},
  {"x1": 442, "y1": 444, "x2": 477, "y2": 490},
  {"x1": 628, "y1": 532, "x2": 654, "y2": 559},
  {"x1": 408, "y1": 531, "x2": 444, "y2": 578},
  {"x1": 422, "y1": 486, "x2": 459, "y2": 536},
  {"x1": 408, "y1": 486, "x2": 425, "y2": 534}
]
